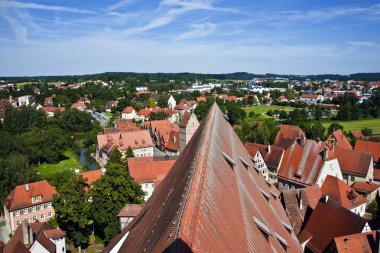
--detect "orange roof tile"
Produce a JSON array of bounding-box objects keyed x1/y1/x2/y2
[
  {"x1": 355, "y1": 140, "x2": 380, "y2": 163},
  {"x1": 3, "y1": 180, "x2": 57, "y2": 212},
  {"x1": 332, "y1": 129, "x2": 353, "y2": 150},
  {"x1": 97, "y1": 130, "x2": 153, "y2": 151},
  {"x1": 80, "y1": 169, "x2": 102, "y2": 185},
  {"x1": 196, "y1": 96, "x2": 206, "y2": 102},
  {"x1": 122, "y1": 106, "x2": 135, "y2": 113},
  {"x1": 118, "y1": 204, "x2": 145, "y2": 217},
  {"x1": 274, "y1": 124, "x2": 304, "y2": 150},
  {"x1": 333, "y1": 231, "x2": 376, "y2": 253},
  {"x1": 127, "y1": 157, "x2": 177, "y2": 183},
  {"x1": 351, "y1": 181, "x2": 380, "y2": 194},
  {"x1": 334, "y1": 148, "x2": 373, "y2": 177}
]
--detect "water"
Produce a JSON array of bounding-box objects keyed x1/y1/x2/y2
[{"x1": 79, "y1": 148, "x2": 98, "y2": 170}]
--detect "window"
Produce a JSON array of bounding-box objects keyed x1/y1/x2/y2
[
  {"x1": 40, "y1": 214, "x2": 45, "y2": 219},
  {"x1": 222, "y1": 152, "x2": 236, "y2": 170},
  {"x1": 16, "y1": 220, "x2": 20, "y2": 226},
  {"x1": 23, "y1": 218, "x2": 29, "y2": 223},
  {"x1": 254, "y1": 216, "x2": 271, "y2": 241},
  {"x1": 14, "y1": 211, "x2": 20, "y2": 217},
  {"x1": 239, "y1": 156, "x2": 249, "y2": 169},
  {"x1": 36, "y1": 205, "x2": 41, "y2": 211},
  {"x1": 260, "y1": 189, "x2": 270, "y2": 202},
  {"x1": 32, "y1": 195, "x2": 42, "y2": 203},
  {"x1": 48, "y1": 212, "x2": 52, "y2": 217},
  {"x1": 24, "y1": 208, "x2": 28, "y2": 214},
  {"x1": 32, "y1": 216, "x2": 36, "y2": 221},
  {"x1": 351, "y1": 176, "x2": 355, "y2": 182},
  {"x1": 275, "y1": 232, "x2": 288, "y2": 252},
  {"x1": 282, "y1": 221, "x2": 292, "y2": 234},
  {"x1": 40, "y1": 204, "x2": 44, "y2": 210}
]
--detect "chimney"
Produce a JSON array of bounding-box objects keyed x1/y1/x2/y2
[
  {"x1": 267, "y1": 145, "x2": 271, "y2": 154},
  {"x1": 299, "y1": 192, "x2": 303, "y2": 210},
  {"x1": 299, "y1": 134, "x2": 306, "y2": 147},
  {"x1": 25, "y1": 184, "x2": 29, "y2": 191},
  {"x1": 28, "y1": 225, "x2": 34, "y2": 245},
  {"x1": 376, "y1": 230, "x2": 380, "y2": 253},
  {"x1": 22, "y1": 221, "x2": 29, "y2": 245}
]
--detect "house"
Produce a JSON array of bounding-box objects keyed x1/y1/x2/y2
[
  {"x1": 328, "y1": 230, "x2": 379, "y2": 253},
  {"x1": 326, "y1": 129, "x2": 353, "y2": 150},
  {"x1": 118, "y1": 204, "x2": 144, "y2": 230},
  {"x1": 321, "y1": 175, "x2": 367, "y2": 216},
  {"x1": 298, "y1": 196, "x2": 370, "y2": 253},
  {"x1": 274, "y1": 124, "x2": 305, "y2": 150},
  {"x1": 0, "y1": 221, "x2": 66, "y2": 253},
  {"x1": 96, "y1": 130, "x2": 154, "y2": 167},
  {"x1": 80, "y1": 169, "x2": 103, "y2": 190},
  {"x1": 281, "y1": 185, "x2": 322, "y2": 235},
  {"x1": 243, "y1": 94, "x2": 259, "y2": 103},
  {"x1": 127, "y1": 156, "x2": 177, "y2": 200},
  {"x1": 245, "y1": 143, "x2": 285, "y2": 184},
  {"x1": 71, "y1": 101, "x2": 87, "y2": 111},
  {"x1": 44, "y1": 94, "x2": 55, "y2": 106},
  {"x1": 351, "y1": 130, "x2": 367, "y2": 140},
  {"x1": 3, "y1": 180, "x2": 57, "y2": 234},
  {"x1": 113, "y1": 120, "x2": 140, "y2": 132},
  {"x1": 104, "y1": 103, "x2": 303, "y2": 253},
  {"x1": 136, "y1": 107, "x2": 179, "y2": 123},
  {"x1": 196, "y1": 96, "x2": 206, "y2": 102},
  {"x1": 355, "y1": 140, "x2": 380, "y2": 168},
  {"x1": 179, "y1": 112, "x2": 199, "y2": 154},
  {"x1": 243, "y1": 144, "x2": 269, "y2": 181},
  {"x1": 277, "y1": 139, "x2": 343, "y2": 190},
  {"x1": 121, "y1": 106, "x2": 136, "y2": 120},
  {"x1": 351, "y1": 181, "x2": 380, "y2": 202},
  {"x1": 41, "y1": 107, "x2": 65, "y2": 117},
  {"x1": 300, "y1": 94, "x2": 324, "y2": 104},
  {"x1": 142, "y1": 120, "x2": 180, "y2": 155},
  {"x1": 105, "y1": 100, "x2": 118, "y2": 112},
  {"x1": 334, "y1": 148, "x2": 374, "y2": 185},
  {"x1": 17, "y1": 96, "x2": 34, "y2": 107},
  {"x1": 150, "y1": 93, "x2": 176, "y2": 109}
]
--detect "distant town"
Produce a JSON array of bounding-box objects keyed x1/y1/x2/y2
[{"x1": 0, "y1": 72, "x2": 380, "y2": 253}]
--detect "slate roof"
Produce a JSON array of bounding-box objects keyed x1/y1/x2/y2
[
  {"x1": 3, "y1": 180, "x2": 57, "y2": 212},
  {"x1": 334, "y1": 147, "x2": 373, "y2": 177},
  {"x1": 321, "y1": 175, "x2": 367, "y2": 210},
  {"x1": 104, "y1": 103, "x2": 302, "y2": 253},
  {"x1": 274, "y1": 124, "x2": 304, "y2": 150},
  {"x1": 298, "y1": 197, "x2": 367, "y2": 253}
]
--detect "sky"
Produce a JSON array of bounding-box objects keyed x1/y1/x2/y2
[{"x1": 0, "y1": 0, "x2": 380, "y2": 76}]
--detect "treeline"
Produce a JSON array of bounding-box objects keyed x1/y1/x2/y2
[{"x1": 0, "y1": 106, "x2": 101, "y2": 211}]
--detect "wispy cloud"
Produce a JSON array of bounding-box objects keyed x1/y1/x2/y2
[
  {"x1": 0, "y1": 1, "x2": 95, "y2": 14},
  {"x1": 347, "y1": 41, "x2": 376, "y2": 47},
  {"x1": 106, "y1": 0, "x2": 136, "y2": 12},
  {"x1": 175, "y1": 22, "x2": 216, "y2": 40}
]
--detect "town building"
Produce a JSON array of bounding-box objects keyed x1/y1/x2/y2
[
  {"x1": 326, "y1": 129, "x2": 353, "y2": 150},
  {"x1": 150, "y1": 93, "x2": 177, "y2": 109},
  {"x1": 17, "y1": 96, "x2": 34, "y2": 107},
  {"x1": 95, "y1": 130, "x2": 153, "y2": 167},
  {"x1": 118, "y1": 204, "x2": 144, "y2": 230},
  {"x1": 142, "y1": 120, "x2": 180, "y2": 155},
  {"x1": 243, "y1": 144, "x2": 269, "y2": 181},
  {"x1": 327, "y1": 230, "x2": 379, "y2": 253},
  {"x1": 274, "y1": 124, "x2": 305, "y2": 150},
  {"x1": 355, "y1": 140, "x2": 380, "y2": 168},
  {"x1": 121, "y1": 106, "x2": 136, "y2": 120},
  {"x1": 179, "y1": 112, "x2": 199, "y2": 154},
  {"x1": 71, "y1": 101, "x2": 87, "y2": 111},
  {"x1": 127, "y1": 156, "x2": 177, "y2": 200},
  {"x1": 300, "y1": 94, "x2": 324, "y2": 104},
  {"x1": 41, "y1": 107, "x2": 65, "y2": 117},
  {"x1": 351, "y1": 181, "x2": 380, "y2": 202},
  {"x1": 104, "y1": 103, "x2": 303, "y2": 253},
  {"x1": 0, "y1": 221, "x2": 66, "y2": 253},
  {"x1": 3, "y1": 181, "x2": 57, "y2": 234}
]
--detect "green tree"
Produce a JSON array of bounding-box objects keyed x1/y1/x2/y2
[
  {"x1": 279, "y1": 111, "x2": 288, "y2": 122},
  {"x1": 157, "y1": 96, "x2": 168, "y2": 108},
  {"x1": 125, "y1": 146, "x2": 134, "y2": 158},
  {"x1": 91, "y1": 162, "x2": 144, "y2": 243},
  {"x1": 314, "y1": 106, "x2": 323, "y2": 121},
  {"x1": 147, "y1": 98, "x2": 156, "y2": 108},
  {"x1": 362, "y1": 127, "x2": 373, "y2": 136},
  {"x1": 267, "y1": 110, "x2": 274, "y2": 117},
  {"x1": 53, "y1": 176, "x2": 92, "y2": 252},
  {"x1": 309, "y1": 122, "x2": 326, "y2": 141},
  {"x1": 44, "y1": 170, "x2": 76, "y2": 192},
  {"x1": 252, "y1": 124, "x2": 271, "y2": 145},
  {"x1": 367, "y1": 199, "x2": 378, "y2": 220},
  {"x1": 328, "y1": 123, "x2": 344, "y2": 134}
]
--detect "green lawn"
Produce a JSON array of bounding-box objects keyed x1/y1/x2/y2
[
  {"x1": 16, "y1": 81, "x2": 42, "y2": 87},
  {"x1": 244, "y1": 105, "x2": 295, "y2": 115},
  {"x1": 322, "y1": 118, "x2": 380, "y2": 134},
  {"x1": 36, "y1": 150, "x2": 81, "y2": 176}
]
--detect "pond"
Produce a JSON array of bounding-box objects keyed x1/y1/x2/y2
[{"x1": 79, "y1": 148, "x2": 98, "y2": 170}]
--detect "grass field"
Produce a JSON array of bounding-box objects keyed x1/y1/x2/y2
[
  {"x1": 322, "y1": 118, "x2": 380, "y2": 134},
  {"x1": 16, "y1": 81, "x2": 42, "y2": 87},
  {"x1": 243, "y1": 105, "x2": 295, "y2": 115},
  {"x1": 36, "y1": 150, "x2": 81, "y2": 176}
]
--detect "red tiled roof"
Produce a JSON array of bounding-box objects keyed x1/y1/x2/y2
[
  {"x1": 80, "y1": 169, "x2": 102, "y2": 185},
  {"x1": 277, "y1": 140, "x2": 325, "y2": 186},
  {"x1": 333, "y1": 230, "x2": 376, "y2": 253},
  {"x1": 118, "y1": 204, "x2": 145, "y2": 217},
  {"x1": 245, "y1": 143, "x2": 284, "y2": 170},
  {"x1": 355, "y1": 140, "x2": 380, "y2": 163},
  {"x1": 298, "y1": 197, "x2": 367, "y2": 253},
  {"x1": 97, "y1": 130, "x2": 153, "y2": 151},
  {"x1": 104, "y1": 103, "x2": 302, "y2": 253},
  {"x1": 127, "y1": 157, "x2": 177, "y2": 183},
  {"x1": 165, "y1": 131, "x2": 179, "y2": 152},
  {"x1": 351, "y1": 130, "x2": 366, "y2": 140},
  {"x1": 42, "y1": 107, "x2": 65, "y2": 113},
  {"x1": 320, "y1": 175, "x2": 367, "y2": 210},
  {"x1": 72, "y1": 101, "x2": 87, "y2": 109},
  {"x1": 331, "y1": 129, "x2": 353, "y2": 150},
  {"x1": 374, "y1": 169, "x2": 380, "y2": 181},
  {"x1": 303, "y1": 185, "x2": 323, "y2": 209},
  {"x1": 243, "y1": 94, "x2": 258, "y2": 100},
  {"x1": 274, "y1": 124, "x2": 304, "y2": 150},
  {"x1": 301, "y1": 94, "x2": 321, "y2": 99},
  {"x1": 3, "y1": 180, "x2": 57, "y2": 212},
  {"x1": 137, "y1": 107, "x2": 176, "y2": 117},
  {"x1": 351, "y1": 181, "x2": 380, "y2": 194},
  {"x1": 196, "y1": 96, "x2": 206, "y2": 102},
  {"x1": 334, "y1": 147, "x2": 373, "y2": 177},
  {"x1": 43, "y1": 228, "x2": 65, "y2": 240},
  {"x1": 122, "y1": 106, "x2": 135, "y2": 113},
  {"x1": 179, "y1": 111, "x2": 190, "y2": 127}
]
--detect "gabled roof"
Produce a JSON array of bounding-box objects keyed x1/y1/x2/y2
[
  {"x1": 274, "y1": 124, "x2": 304, "y2": 150},
  {"x1": 333, "y1": 230, "x2": 377, "y2": 253},
  {"x1": 351, "y1": 181, "x2": 380, "y2": 195},
  {"x1": 179, "y1": 111, "x2": 190, "y2": 127},
  {"x1": 321, "y1": 175, "x2": 367, "y2": 210},
  {"x1": 80, "y1": 169, "x2": 103, "y2": 185},
  {"x1": 118, "y1": 204, "x2": 145, "y2": 218},
  {"x1": 301, "y1": 94, "x2": 322, "y2": 99},
  {"x1": 334, "y1": 147, "x2": 373, "y2": 177},
  {"x1": 245, "y1": 143, "x2": 284, "y2": 170},
  {"x1": 122, "y1": 106, "x2": 135, "y2": 113},
  {"x1": 277, "y1": 140, "x2": 325, "y2": 186},
  {"x1": 72, "y1": 101, "x2": 87, "y2": 109},
  {"x1": 42, "y1": 106, "x2": 65, "y2": 113},
  {"x1": 97, "y1": 130, "x2": 153, "y2": 151},
  {"x1": 196, "y1": 96, "x2": 206, "y2": 102},
  {"x1": 3, "y1": 180, "x2": 57, "y2": 211},
  {"x1": 105, "y1": 103, "x2": 302, "y2": 253},
  {"x1": 355, "y1": 140, "x2": 380, "y2": 163},
  {"x1": 331, "y1": 129, "x2": 353, "y2": 150},
  {"x1": 298, "y1": 197, "x2": 367, "y2": 253}
]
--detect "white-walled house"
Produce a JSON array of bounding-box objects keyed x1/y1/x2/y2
[
  {"x1": 167, "y1": 95, "x2": 176, "y2": 109},
  {"x1": 121, "y1": 106, "x2": 137, "y2": 120},
  {"x1": 300, "y1": 94, "x2": 324, "y2": 104},
  {"x1": 179, "y1": 112, "x2": 199, "y2": 154}
]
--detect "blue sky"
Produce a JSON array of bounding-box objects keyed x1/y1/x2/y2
[{"x1": 0, "y1": 0, "x2": 379, "y2": 76}]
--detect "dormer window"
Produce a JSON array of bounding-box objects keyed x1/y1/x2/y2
[{"x1": 32, "y1": 195, "x2": 42, "y2": 203}]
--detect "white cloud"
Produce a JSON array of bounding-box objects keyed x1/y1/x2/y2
[
  {"x1": 0, "y1": 1, "x2": 95, "y2": 14},
  {"x1": 347, "y1": 41, "x2": 376, "y2": 47},
  {"x1": 175, "y1": 23, "x2": 216, "y2": 40},
  {"x1": 106, "y1": 0, "x2": 136, "y2": 12}
]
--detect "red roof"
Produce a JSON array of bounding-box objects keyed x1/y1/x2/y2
[
  {"x1": 104, "y1": 103, "x2": 302, "y2": 253},
  {"x1": 245, "y1": 143, "x2": 284, "y2": 170},
  {"x1": 42, "y1": 106, "x2": 65, "y2": 113},
  {"x1": 351, "y1": 130, "x2": 366, "y2": 140},
  {"x1": 72, "y1": 101, "x2": 87, "y2": 109},
  {"x1": 277, "y1": 140, "x2": 325, "y2": 186},
  {"x1": 118, "y1": 204, "x2": 145, "y2": 217},
  {"x1": 274, "y1": 124, "x2": 304, "y2": 150},
  {"x1": 243, "y1": 94, "x2": 258, "y2": 100},
  {"x1": 351, "y1": 181, "x2": 380, "y2": 194},
  {"x1": 333, "y1": 230, "x2": 377, "y2": 253},
  {"x1": 334, "y1": 148, "x2": 373, "y2": 177},
  {"x1": 127, "y1": 157, "x2": 177, "y2": 183},
  {"x1": 122, "y1": 106, "x2": 135, "y2": 113},
  {"x1": 331, "y1": 129, "x2": 353, "y2": 150},
  {"x1": 301, "y1": 94, "x2": 321, "y2": 99},
  {"x1": 97, "y1": 130, "x2": 153, "y2": 151},
  {"x1": 355, "y1": 140, "x2": 380, "y2": 163},
  {"x1": 320, "y1": 175, "x2": 367, "y2": 209},
  {"x1": 43, "y1": 228, "x2": 65, "y2": 240},
  {"x1": 196, "y1": 96, "x2": 206, "y2": 102},
  {"x1": 3, "y1": 180, "x2": 57, "y2": 212},
  {"x1": 298, "y1": 197, "x2": 367, "y2": 253},
  {"x1": 80, "y1": 169, "x2": 102, "y2": 185}
]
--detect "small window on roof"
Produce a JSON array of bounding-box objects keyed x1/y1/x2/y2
[
  {"x1": 260, "y1": 189, "x2": 270, "y2": 202},
  {"x1": 270, "y1": 191, "x2": 278, "y2": 199},
  {"x1": 282, "y1": 221, "x2": 293, "y2": 234},
  {"x1": 254, "y1": 216, "x2": 271, "y2": 241},
  {"x1": 222, "y1": 152, "x2": 236, "y2": 170},
  {"x1": 275, "y1": 232, "x2": 288, "y2": 252},
  {"x1": 239, "y1": 156, "x2": 249, "y2": 169}
]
